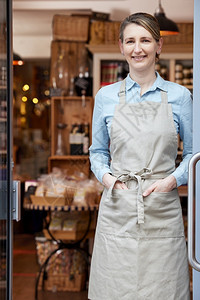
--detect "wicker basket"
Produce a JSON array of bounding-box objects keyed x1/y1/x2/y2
[
  {"x1": 36, "y1": 242, "x2": 87, "y2": 292},
  {"x1": 52, "y1": 15, "x2": 89, "y2": 42},
  {"x1": 104, "y1": 21, "x2": 121, "y2": 44},
  {"x1": 89, "y1": 20, "x2": 121, "y2": 45},
  {"x1": 39, "y1": 272, "x2": 86, "y2": 292},
  {"x1": 89, "y1": 20, "x2": 105, "y2": 45}
]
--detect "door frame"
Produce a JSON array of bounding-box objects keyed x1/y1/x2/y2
[
  {"x1": 191, "y1": 0, "x2": 200, "y2": 299},
  {"x1": 6, "y1": 0, "x2": 13, "y2": 298}
]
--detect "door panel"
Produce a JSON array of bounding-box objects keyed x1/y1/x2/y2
[
  {"x1": 0, "y1": 0, "x2": 8, "y2": 297},
  {"x1": 189, "y1": 0, "x2": 200, "y2": 299}
]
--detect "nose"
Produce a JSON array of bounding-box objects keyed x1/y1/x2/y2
[{"x1": 134, "y1": 42, "x2": 142, "y2": 53}]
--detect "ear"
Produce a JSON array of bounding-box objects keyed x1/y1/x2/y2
[
  {"x1": 157, "y1": 37, "x2": 163, "y2": 54},
  {"x1": 118, "y1": 39, "x2": 124, "y2": 55}
]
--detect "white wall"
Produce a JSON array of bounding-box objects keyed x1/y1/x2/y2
[{"x1": 13, "y1": 0, "x2": 194, "y2": 59}]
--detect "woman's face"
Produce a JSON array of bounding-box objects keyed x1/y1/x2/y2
[{"x1": 119, "y1": 23, "x2": 162, "y2": 74}]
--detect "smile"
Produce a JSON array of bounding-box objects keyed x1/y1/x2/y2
[{"x1": 132, "y1": 55, "x2": 146, "y2": 61}]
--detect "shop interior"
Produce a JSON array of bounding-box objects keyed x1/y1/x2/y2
[{"x1": 8, "y1": 0, "x2": 195, "y2": 299}]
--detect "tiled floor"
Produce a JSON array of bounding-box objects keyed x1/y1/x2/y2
[{"x1": 13, "y1": 234, "x2": 88, "y2": 300}]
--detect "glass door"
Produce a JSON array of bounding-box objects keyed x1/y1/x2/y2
[
  {"x1": 0, "y1": 0, "x2": 16, "y2": 299},
  {"x1": 188, "y1": 0, "x2": 200, "y2": 299}
]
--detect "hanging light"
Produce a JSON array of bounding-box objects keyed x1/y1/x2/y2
[
  {"x1": 154, "y1": 0, "x2": 179, "y2": 36},
  {"x1": 13, "y1": 52, "x2": 24, "y2": 66}
]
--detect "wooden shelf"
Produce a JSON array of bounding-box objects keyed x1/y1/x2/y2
[
  {"x1": 49, "y1": 155, "x2": 89, "y2": 160},
  {"x1": 49, "y1": 95, "x2": 93, "y2": 176},
  {"x1": 48, "y1": 156, "x2": 90, "y2": 176},
  {"x1": 86, "y1": 44, "x2": 120, "y2": 54},
  {"x1": 51, "y1": 96, "x2": 93, "y2": 156}
]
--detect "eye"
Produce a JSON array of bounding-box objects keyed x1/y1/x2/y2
[
  {"x1": 142, "y1": 39, "x2": 151, "y2": 43},
  {"x1": 125, "y1": 39, "x2": 134, "y2": 44}
]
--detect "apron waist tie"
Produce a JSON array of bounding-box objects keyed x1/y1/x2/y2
[
  {"x1": 118, "y1": 168, "x2": 152, "y2": 224},
  {"x1": 108, "y1": 168, "x2": 167, "y2": 225}
]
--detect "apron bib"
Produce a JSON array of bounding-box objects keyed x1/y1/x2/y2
[{"x1": 88, "y1": 79, "x2": 190, "y2": 300}]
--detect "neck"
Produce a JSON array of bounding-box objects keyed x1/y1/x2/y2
[{"x1": 130, "y1": 70, "x2": 156, "y2": 95}]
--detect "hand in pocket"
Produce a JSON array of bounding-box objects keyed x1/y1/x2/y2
[{"x1": 143, "y1": 175, "x2": 177, "y2": 196}]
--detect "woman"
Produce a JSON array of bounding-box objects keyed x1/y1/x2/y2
[{"x1": 88, "y1": 12, "x2": 192, "y2": 300}]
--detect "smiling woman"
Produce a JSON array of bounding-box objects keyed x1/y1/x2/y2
[
  {"x1": 88, "y1": 12, "x2": 192, "y2": 300},
  {"x1": 118, "y1": 13, "x2": 163, "y2": 94}
]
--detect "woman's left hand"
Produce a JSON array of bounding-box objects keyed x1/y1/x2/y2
[{"x1": 142, "y1": 175, "x2": 177, "y2": 197}]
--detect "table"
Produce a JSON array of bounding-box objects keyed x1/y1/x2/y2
[
  {"x1": 178, "y1": 185, "x2": 188, "y2": 198},
  {"x1": 23, "y1": 201, "x2": 99, "y2": 299}
]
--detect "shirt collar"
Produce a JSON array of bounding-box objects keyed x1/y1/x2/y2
[{"x1": 125, "y1": 72, "x2": 168, "y2": 93}]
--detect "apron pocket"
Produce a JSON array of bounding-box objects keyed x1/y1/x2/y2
[
  {"x1": 98, "y1": 188, "x2": 138, "y2": 237},
  {"x1": 141, "y1": 189, "x2": 185, "y2": 237}
]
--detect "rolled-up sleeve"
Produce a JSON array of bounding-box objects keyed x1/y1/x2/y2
[
  {"x1": 171, "y1": 88, "x2": 193, "y2": 186},
  {"x1": 89, "y1": 89, "x2": 111, "y2": 183}
]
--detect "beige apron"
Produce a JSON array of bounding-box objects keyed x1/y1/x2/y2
[{"x1": 88, "y1": 79, "x2": 190, "y2": 300}]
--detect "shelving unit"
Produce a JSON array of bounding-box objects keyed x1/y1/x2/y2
[
  {"x1": 48, "y1": 96, "x2": 94, "y2": 176},
  {"x1": 158, "y1": 52, "x2": 193, "y2": 88}
]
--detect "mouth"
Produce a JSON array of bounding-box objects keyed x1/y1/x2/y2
[{"x1": 132, "y1": 55, "x2": 146, "y2": 61}]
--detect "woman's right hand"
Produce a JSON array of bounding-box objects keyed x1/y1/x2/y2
[{"x1": 102, "y1": 173, "x2": 128, "y2": 190}]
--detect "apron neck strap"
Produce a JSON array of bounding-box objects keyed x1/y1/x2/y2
[
  {"x1": 160, "y1": 90, "x2": 168, "y2": 104},
  {"x1": 118, "y1": 79, "x2": 126, "y2": 104}
]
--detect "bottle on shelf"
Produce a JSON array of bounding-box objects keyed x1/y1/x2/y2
[
  {"x1": 69, "y1": 123, "x2": 84, "y2": 155},
  {"x1": 68, "y1": 49, "x2": 77, "y2": 96},
  {"x1": 83, "y1": 122, "x2": 90, "y2": 155},
  {"x1": 55, "y1": 123, "x2": 67, "y2": 156},
  {"x1": 51, "y1": 46, "x2": 69, "y2": 95},
  {"x1": 74, "y1": 48, "x2": 92, "y2": 103},
  {"x1": 69, "y1": 77, "x2": 75, "y2": 96}
]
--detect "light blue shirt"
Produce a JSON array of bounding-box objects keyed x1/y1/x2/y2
[{"x1": 89, "y1": 72, "x2": 193, "y2": 187}]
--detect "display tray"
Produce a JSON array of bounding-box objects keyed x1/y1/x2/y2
[
  {"x1": 24, "y1": 201, "x2": 99, "y2": 211},
  {"x1": 30, "y1": 195, "x2": 65, "y2": 206}
]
